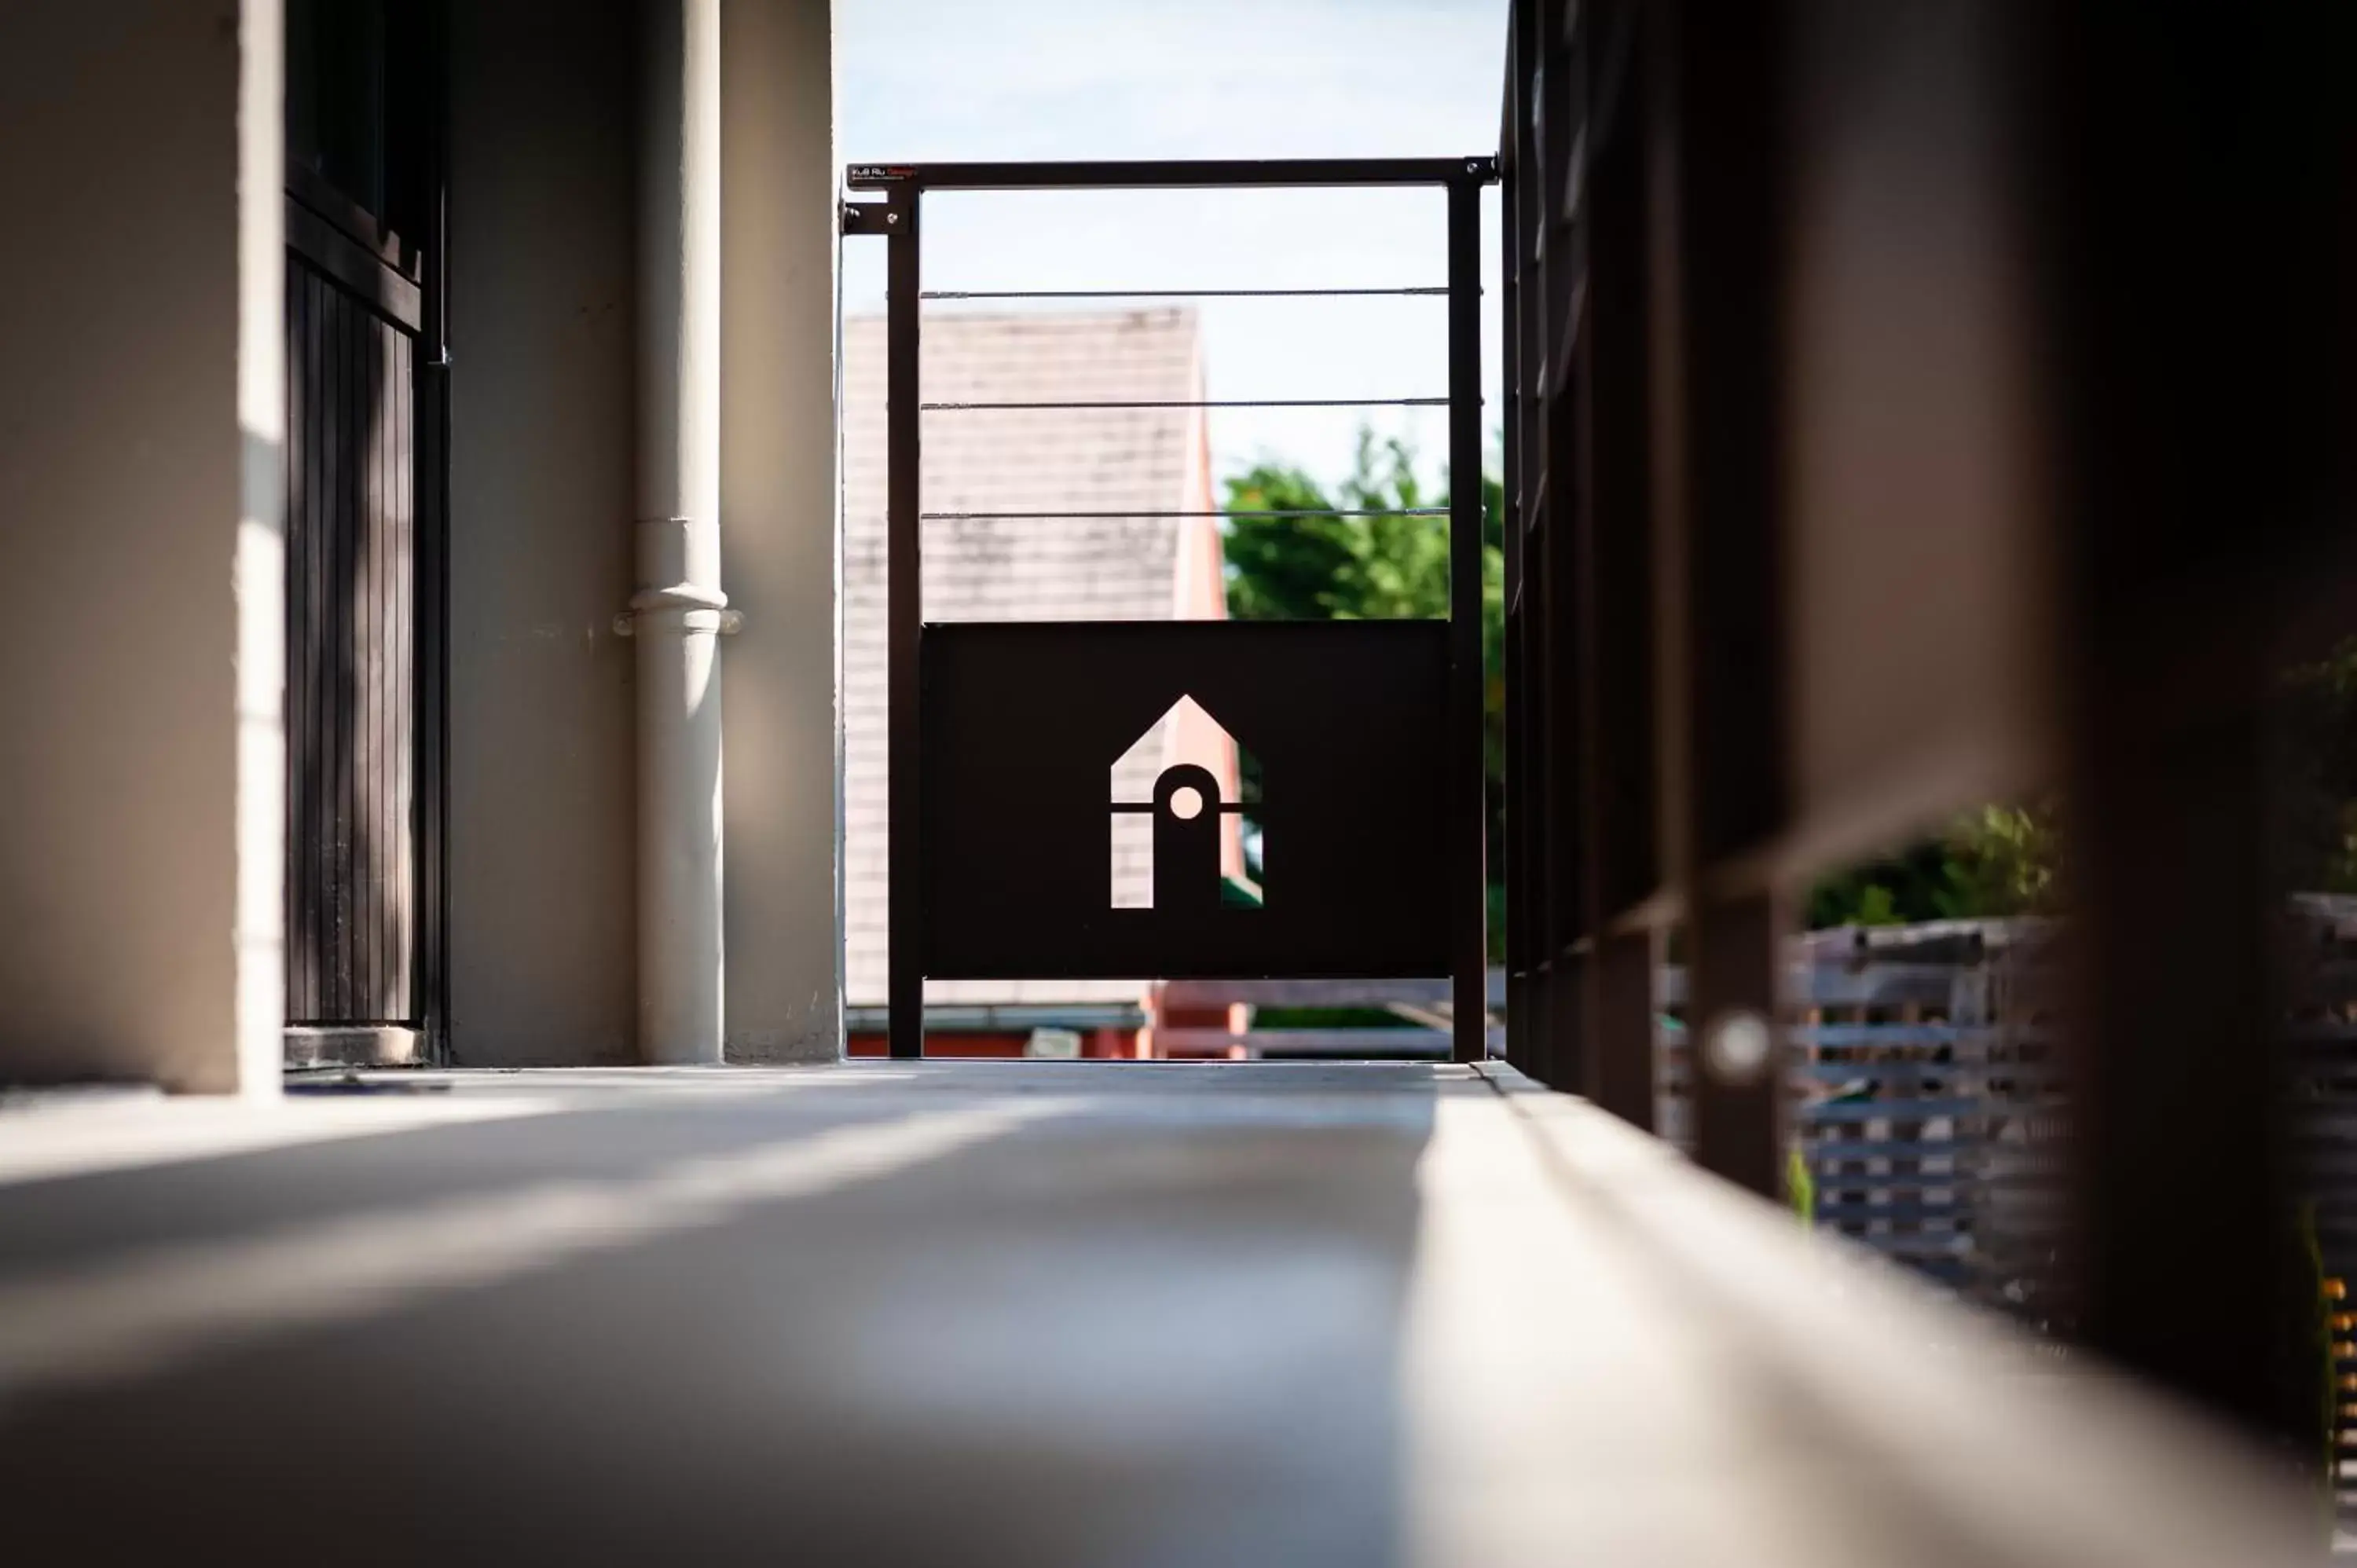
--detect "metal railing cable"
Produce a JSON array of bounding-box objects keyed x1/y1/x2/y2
[
  {"x1": 922, "y1": 396, "x2": 1453, "y2": 411},
  {"x1": 921, "y1": 507, "x2": 1448, "y2": 520},
  {"x1": 922, "y1": 286, "x2": 1450, "y2": 299}
]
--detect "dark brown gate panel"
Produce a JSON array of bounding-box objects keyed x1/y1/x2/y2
[
  {"x1": 920, "y1": 620, "x2": 1453, "y2": 981},
  {"x1": 284, "y1": 259, "x2": 416, "y2": 1025}
]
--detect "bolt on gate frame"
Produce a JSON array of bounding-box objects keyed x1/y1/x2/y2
[{"x1": 842, "y1": 158, "x2": 1499, "y2": 1063}]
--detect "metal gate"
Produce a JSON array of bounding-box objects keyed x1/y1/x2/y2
[{"x1": 841, "y1": 158, "x2": 1497, "y2": 1061}]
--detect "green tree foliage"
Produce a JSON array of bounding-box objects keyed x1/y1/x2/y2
[
  {"x1": 1786, "y1": 1140, "x2": 1816, "y2": 1229},
  {"x1": 1809, "y1": 635, "x2": 2357, "y2": 928},
  {"x1": 1228, "y1": 441, "x2": 2357, "y2": 939},
  {"x1": 1804, "y1": 804, "x2": 2062, "y2": 929},
  {"x1": 1222, "y1": 432, "x2": 1505, "y2": 953},
  {"x1": 2281, "y1": 638, "x2": 2357, "y2": 896}
]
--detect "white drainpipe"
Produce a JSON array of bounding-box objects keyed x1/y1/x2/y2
[{"x1": 622, "y1": 0, "x2": 731, "y2": 1064}]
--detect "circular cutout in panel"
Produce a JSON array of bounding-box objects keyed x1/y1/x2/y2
[{"x1": 1168, "y1": 785, "x2": 1205, "y2": 820}]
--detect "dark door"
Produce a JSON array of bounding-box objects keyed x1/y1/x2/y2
[{"x1": 282, "y1": 0, "x2": 444, "y2": 1056}]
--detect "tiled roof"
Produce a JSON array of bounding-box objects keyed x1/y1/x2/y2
[{"x1": 840, "y1": 309, "x2": 1220, "y2": 1009}]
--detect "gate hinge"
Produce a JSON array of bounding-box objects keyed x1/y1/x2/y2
[{"x1": 841, "y1": 200, "x2": 896, "y2": 236}]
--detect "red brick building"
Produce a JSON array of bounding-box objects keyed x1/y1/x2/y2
[{"x1": 841, "y1": 309, "x2": 1244, "y2": 1057}]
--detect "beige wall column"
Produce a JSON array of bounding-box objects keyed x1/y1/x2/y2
[
  {"x1": 445, "y1": 0, "x2": 640, "y2": 1068},
  {"x1": 444, "y1": 0, "x2": 832, "y2": 1066},
  {"x1": 633, "y1": 0, "x2": 731, "y2": 1064},
  {"x1": 235, "y1": 0, "x2": 288, "y2": 1097},
  {"x1": 720, "y1": 0, "x2": 841, "y2": 1063},
  {"x1": 0, "y1": 1, "x2": 284, "y2": 1094}
]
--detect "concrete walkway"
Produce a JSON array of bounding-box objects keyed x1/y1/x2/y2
[{"x1": 0, "y1": 1063, "x2": 2319, "y2": 1565}]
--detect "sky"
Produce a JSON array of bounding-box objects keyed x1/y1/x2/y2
[{"x1": 837, "y1": 0, "x2": 1510, "y2": 495}]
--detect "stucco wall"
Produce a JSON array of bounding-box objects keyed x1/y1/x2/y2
[
  {"x1": 0, "y1": 0, "x2": 280, "y2": 1092},
  {"x1": 720, "y1": 0, "x2": 841, "y2": 1062},
  {"x1": 446, "y1": 0, "x2": 641, "y2": 1065},
  {"x1": 448, "y1": 0, "x2": 839, "y2": 1065}
]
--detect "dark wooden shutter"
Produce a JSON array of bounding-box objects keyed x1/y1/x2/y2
[
  {"x1": 281, "y1": 0, "x2": 440, "y2": 1037},
  {"x1": 284, "y1": 259, "x2": 416, "y2": 1024}
]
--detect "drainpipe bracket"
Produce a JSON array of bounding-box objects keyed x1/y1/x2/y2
[{"x1": 614, "y1": 584, "x2": 741, "y2": 636}]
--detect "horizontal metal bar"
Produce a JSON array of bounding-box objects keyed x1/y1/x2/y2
[
  {"x1": 1794, "y1": 1024, "x2": 1972, "y2": 1048},
  {"x1": 851, "y1": 156, "x2": 1499, "y2": 191},
  {"x1": 923, "y1": 287, "x2": 1452, "y2": 300},
  {"x1": 1804, "y1": 1141, "x2": 1984, "y2": 1163},
  {"x1": 1801, "y1": 1098, "x2": 1985, "y2": 1123},
  {"x1": 921, "y1": 397, "x2": 1453, "y2": 411},
  {"x1": 1812, "y1": 1202, "x2": 1968, "y2": 1225},
  {"x1": 915, "y1": 616, "x2": 1453, "y2": 631},
  {"x1": 922, "y1": 508, "x2": 1450, "y2": 521},
  {"x1": 1155, "y1": 1027, "x2": 1451, "y2": 1056},
  {"x1": 1792, "y1": 1060, "x2": 1979, "y2": 1084},
  {"x1": 1160, "y1": 977, "x2": 1453, "y2": 1009},
  {"x1": 1156, "y1": 970, "x2": 1508, "y2": 1010},
  {"x1": 843, "y1": 1003, "x2": 1148, "y2": 1032},
  {"x1": 1655, "y1": 962, "x2": 1967, "y2": 1009}
]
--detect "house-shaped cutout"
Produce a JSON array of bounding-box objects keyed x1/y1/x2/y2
[{"x1": 1108, "y1": 695, "x2": 1259, "y2": 910}]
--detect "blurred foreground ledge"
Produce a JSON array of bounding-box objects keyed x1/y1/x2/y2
[{"x1": 0, "y1": 1061, "x2": 2325, "y2": 1564}]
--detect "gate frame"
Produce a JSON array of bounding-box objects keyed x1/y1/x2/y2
[{"x1": 843, "y1": 157, "x2": 1498, "y2": 1062}]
